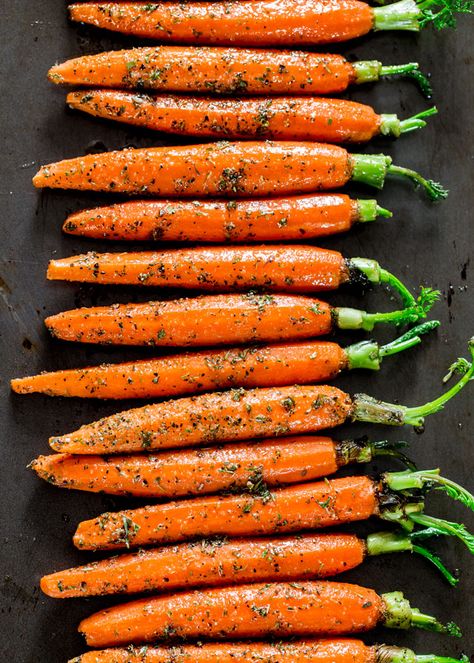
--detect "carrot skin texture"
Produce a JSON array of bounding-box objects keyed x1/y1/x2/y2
[
  {"x1": 32, "y1": 436, "x2": 342, "y2": 497},
  {"x1": 69, "y1": 639, "x2": 375, "y2": 663},
  {"x1": 48, "y1": 47, "x2": 357, "y2": 95},
  {"x1": 67, "y1": 91, "x2": 381, "y2": 143},
  {"x1": 79, "y1": 580, "x2": 384, "y2": 646},
  {"x1": 49, "y1": 385, "x2": 353, "y2": 454},
  {"x1": 63, "y1": 194, "x2": 358, "y2": 242},
  {"x1": 68, "y1": 1, "x2": 375, "y2": 47},
  {"x1": 73, "y1": 475, "x2": 377, "y2": 550},
  {"x1": 33, "y1": 141, "x2": 353, "y2": 196},
  {"x1": 47, "y1": 246, "x2": 349, "y2": 292},
  {"x1": 44, "y1": 294, "x2": 336, "y2": 347},
  {"x1": 42, "y1": 533, "x2": 366, "y2": 598},
  {"x1": 13, "y1": 341, "x2": 347, "y2": 399}
]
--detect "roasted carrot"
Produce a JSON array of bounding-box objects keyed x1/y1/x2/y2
[
  {"x1": 44, "y1": 289, "x2": 438, "y2": 347},
  {"x1": 78, "y1": 581, "x2": 459, "y2": 646},
  {"x1": 68, "y1": 0, "x2": 470, "y2": 46},
  {"x1": 67, "y1": 91, "x2": 437, "y2": 142},
  {"x1": 71, "y1": 469, "x2": 474, "y2": 550},
  {"x1": 67, "y1": 641, "x2": 469, "y2": 663},
  {"x1": 33, "y1": 141, "x2": 447, "y2": 200},
  {"x1": 49, "y1": 340, "x2": 474, "y2": 454},
  {"x1": 48, "y1": 46, "x2": 433, "y2": 97},
  {"x1": 62, "y1": 194, "x2": 392, "y2": 243},
  {"x1": 13, "y1": 323, "x2": 437, "y2": 399}
]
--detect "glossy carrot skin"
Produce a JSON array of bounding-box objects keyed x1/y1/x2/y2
[
  {"x1": 42, "y1": 533, "x2": 366, "y2": 598},
  {"x1": 69, "y1": 639, "x2": 375, "y2": 663},
  {"x1": 79, "y1": 580, "x2": 384, "y2": 646},
  {"x1": 32, "y1": 436, "x2": 346, "y2": 497},
  {"x1": 69, "y1": 0, "x2": 374, "y2": 46},
  {"x1": 47, "y1": 246, "x2": 349, "y2": 291},
  {"x1": 33, "y1": 141, "x2": 353, "y2": 196},
  {"x1": 49, "y1": 385, "x2": 353, "y2": 455},
  {"x1": 48, "y1": 47, "x2": 357, "y2": 95},
  {"x1": 67, "y1": 91, "x2": 381, "y2": 142},
  {"x1": 45, "y1": 293, "x2": 336, "y2": 346},
  {"x1": 63, "y1": 194, "x2": 359, "y2": 242},
  {"x1": 73, "y1": 475, "x2": 377, "y2": 550},
  {"x1": 13, "y1": 341, "x2": 347, "y2": 399}
]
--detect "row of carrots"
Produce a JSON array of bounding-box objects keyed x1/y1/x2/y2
[{"x1": 24, "y1": 0, "x2": 473, "y2": 661}]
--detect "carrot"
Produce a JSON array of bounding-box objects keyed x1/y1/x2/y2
[
  {"x1": 62, "y1": 194, "x2": 392, "y2": 243},
  {"x1": 41, "y1": 527, "x2": 459, "y2": 599},
  {"x1": 48, "y1": 340, "x2": 474, "y2": 454},
  {"x1": 71, "y1": 469, "x2": 474, "y2": 551},
  {"x1": 44, "y1": 290, "x2": 438, "y2": 347},
  {"x1": 33, "y1": 140, "x2": 447, "y2": 200},
  {"x1": 67, "y1": 90, "x2": 437, "y2": 142},
  {"x1": 13, "y1": 323, "x2": 437, "y2": 399},
  {"x1": 67, "y1": 0, "x2": 470, "y2": 46},
  {"x1": 77, "y1": 581, "x2": 458, "y2": 647},
  {"x1": 67, "y1": 641, "x2": 468, "y2": 663},
  {"x1": 47, "y1": 46, "x2": 433, "y2": 97}
]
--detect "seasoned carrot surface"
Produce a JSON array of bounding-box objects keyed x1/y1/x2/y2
[
  {"x1": 49, "y1": 385, "x2": 353, "y2": 454},
  {"x1": 42, "y1": 533, "x2": 366, "y2": 597},
  {"x1": 32, "y1": 436, "x2": 343, "y2": 497},
  {"x1": 44, "y1": 294, "x2": 335, "y2": 346},
  {"x1": 73, "y1": 475, "x2": 377, "y2": 550},
  {"x1": 48, "y1": 47, "x2": 356, "y2": 95},
  {"x1": 70, "y1": 639, "x2": 374, "y2": 663},
  {"x1": 13, "y1": 341, "x2": 347, "y2": 399},
  {"x1": 67, "y1": 92, "x2": 381, "y2": 143},
  {"x1": 47, "y1": 246, "x2": 348, "y2": 291},
  {"x1": 79, "y1": 581, "x2": 384, "y2": 646},
  {"x1": 62, "y1": 194, "x2": 360, "y2": 242},
  {"x1": 68, "y1": 1, "x2": 374, "y2": 46},
  {"x1": 33, "y1": 141, "x2": 352, "y2": 196}
]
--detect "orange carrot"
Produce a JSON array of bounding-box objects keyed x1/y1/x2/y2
[
  {"x1": 62, "y1": 195, "x2": 390, "y2": 243},
  {"x1": 77, "y1": 581, "x2": 453, "y2": 647},
  {"x1": 33, "y1": 140, "x2": 446, "y2": 200},
  {"x1": 67, "y1": 91, "x2": 435, "y2": 142},
  {"x1": 48, "y1": 46, "x2": 431, "y2": 96}
]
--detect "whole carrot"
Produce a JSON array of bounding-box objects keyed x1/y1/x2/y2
[
  {"x1": 42, "y1": 527, "x2": 458, "y2": 599},
  {"x1": 71, "y1": 469, "x2": 474, "y2": 550},
  {"x1": 48, "y1": 340, "x2": 474, "y2": 455},
  {"x1": 68, "y1": 0, "x2": 470, "y2": 46},
  {"x1": 68, "y1": 641, "x2": 469, "y2": 663},
  {"x1": 67, "y1": 91, "x2": 437, "y2": 142},
  {"x1": 13, "y1": 323, "x2": 437, "y2": 399},
  {"x1": 33, "y1": 141, "x2": 447, "y2": 200},
  {"x1": 44, "y1": 289, "x2": 438, "y2": 347},
  {"x1": 30, "y1": 436, "x2": 416, "y2": 498},
  {"x1": 78, "y1": 581, "x2": 460, "y2": 647},
  {"x1": 48, "y1": 46, "x2": 433, "y2": 96},
  {"x1": 62, "y1": 194, "x2": 392, "y2": 243}
]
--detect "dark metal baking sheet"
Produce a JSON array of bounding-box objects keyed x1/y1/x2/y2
[{"x1": 0, "y1": 2, "x2": 473, "y2": 661}]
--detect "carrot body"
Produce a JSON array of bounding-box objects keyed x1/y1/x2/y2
[
  {"x1": 62, "y1": 194, "x2": 359, "y2": 242},
  {"x1": 73, "y1": 475, "x2": 377, "y2": 550},
  {"x1": 32, "y1": 436, "x2": 344, "y2": 497},
  {"x1": 13, "y1": 341, "x2": 347, "y2": 399},
  {"x1": 49, "y1": 385, "x2": 353, "y2": 454},
  {"x1": 33, "y1": 141, "x2": 352, "y2": 196},
  {"x1": 42, "y1": 532, "x2": 366, "y2": 598},
  {"x1": 69, "y1": 639, "x2": 375, "y2": 663},
  {"x1": 47, "y1": 246, "x2": 349, "y2": 291},
  {"x1": 44, "y1": 294, "x2": 335, "y2": 346},
  {"x1": 67, "y1": 91, "x2": 381, "y2": 142},
  {"x1": 79, "y1": 580, "x2": 384, "y2": 646},
  {"x1": 48, "y1": 47, "x2": 357, "y2": 95},
  {"x1": 69, "y1": 1, "x2": 374, "y2": 46}
]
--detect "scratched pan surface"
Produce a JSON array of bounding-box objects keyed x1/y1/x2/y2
[{"x1": 0, "y1": 2, "x2": 473, "y2": 661}]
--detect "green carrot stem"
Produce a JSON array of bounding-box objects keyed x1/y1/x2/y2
[
  {"x1": 398, "y1": 106, "x2": 438, "y2": 133},
  {"x1": 375, "y1": 645, "x2": 468, "y2": 663},
  {"x1": 384, "y1": 468, "x2": 474, "y2": 511},
  {"x1": 353, "y1": 61, "x2": 433, "y2": 98},
  {"x1": 409, "y1": 513, "x2": 474, "y2": 554},
  {"x1": 373, "y1": 0, "x2": 472, "y2": 31},
  {"x1": 347, "y1": 258, "x2": 417, "y2": 306},
  {"x1": 411, "y1": 544, "x2": 459, "y2": 586},
  {"x1": 356, "y1": 199, "x2": 393, "y2": 223},
  {"x1": 335, "y1": 438, "x2": 415, "y2": 469},
  {"x1": 387, "y1": 164, "x2": 448, "y2": 201},
  {"x1": 381, "y1": 591, "x2": 461, "y2": 634}
]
